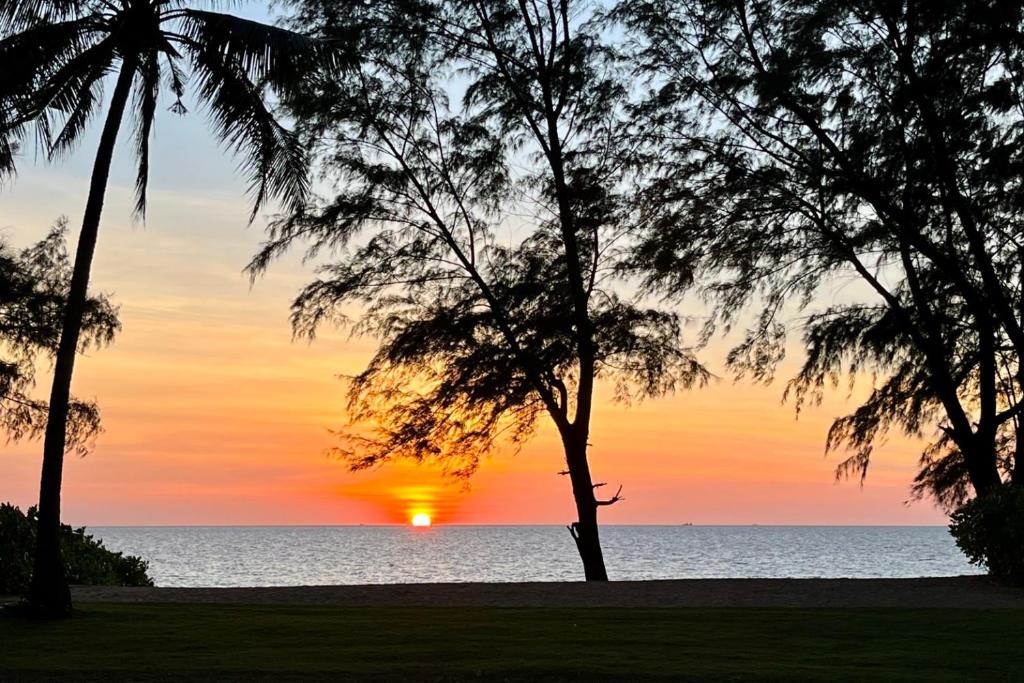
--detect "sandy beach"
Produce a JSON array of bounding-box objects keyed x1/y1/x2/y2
[{"x1": 70, "y1": 575, "x2": 1024, "y2": 609}]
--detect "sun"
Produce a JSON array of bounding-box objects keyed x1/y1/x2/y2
[{"x1": 411, "y1": 513, "x2": 432, "y2": 527}]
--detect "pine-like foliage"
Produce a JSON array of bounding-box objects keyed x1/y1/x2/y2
[
  {"x1": 0, "y1": 220, "x2": 119, "y2": 453},
  {"x1": 617, "y1": 0, "x2": 1024, "y2": 507},
  {"x1": 251, "y1": 0, "x2": 708, "y2": 483}
]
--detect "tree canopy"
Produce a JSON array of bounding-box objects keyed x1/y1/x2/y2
[
  {"x1": 253, "y1": 0, "x2": 707, "y2": 578},
  {"x1": 0, "y1": 220, "x2": 119, "y2": 453},
  {"x1": 0, "y1": 0, "x2": 334, "y2": 216},
  {"x1": 255, "y1": 0, "x2": 706, "y2": 477},
  {"x1": 617, "y1": 0, "x2": 1024, "y2": 507}
]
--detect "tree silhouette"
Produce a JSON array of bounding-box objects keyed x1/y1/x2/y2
[
  {"x1": 0, "y1": 133, "x2": 14, "y2": 176},
  {"x1": 0, "y1": 0, "x2": 330, "y2": 615},
  {"x1": 252, "y1": 0, "x2": 706, "y2": 580},
  {"x1": 0, "y1": 220, "x2": 119, "y2": 454},
  {"x1": 618, "y1": 0, "x2": 1024, "y2": 507}
]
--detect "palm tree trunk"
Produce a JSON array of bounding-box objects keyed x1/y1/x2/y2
[{"x1": 29, "y1": 59, "x2": 136, "y2": 616}]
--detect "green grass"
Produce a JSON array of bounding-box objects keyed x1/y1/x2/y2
[{"x1": 2, "y1": 604, "x2": 1023, "y2": 681}]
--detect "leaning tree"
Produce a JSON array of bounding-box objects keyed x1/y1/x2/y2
[
  {"x1": 252, "y1": 0, "x2": 706, "y2": 580},
  {"x1": 617, "y1": 0, "x2": 1024, "y2": 507},
  {"x1": 0, "y1": 0, "x2": 332, "y2": 614}
]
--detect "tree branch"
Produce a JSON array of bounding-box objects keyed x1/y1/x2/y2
[{"x1": 595, "y1": 484, "x2": 623, "y2": 506}]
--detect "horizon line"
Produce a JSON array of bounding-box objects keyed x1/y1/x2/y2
[{"x1": 86, "y1": 528, "x2": 950, "y2": 532}]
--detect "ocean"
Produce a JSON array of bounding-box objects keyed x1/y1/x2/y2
[{"x1": 89, "y1": 525, "x2": 982, "y2": 587}]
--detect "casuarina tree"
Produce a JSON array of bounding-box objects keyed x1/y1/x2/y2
[
  {"x1": 617, "y1": 0, "x2": 1024, "y2": 508},
  {"x1": 0, "y1": 0, "x2": 332, "y2": 615},
  {"x1": 0, "y1": 220, "x2": 119, "y2": 455},
  {"x1": 251, "y1": 0, "x2": 706, "y2": 581}
]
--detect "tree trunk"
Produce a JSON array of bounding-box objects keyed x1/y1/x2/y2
[
  {"x1": 963, "y1": 435, "x2": 1002, "y2": 498},
  {"x1": 1013, "y1": 423, "x2": 1024, "y2": 487},
  {"x1": 967, "y1": 317, "x2": 1003, "y2": 498},
  {"x1": 569, "y1": 500, "x2": 608, "y2": 581},
  {"x1": 563, "y1": 433, "x2": 609, "y2": 581},
  {"x1": 1016, "y1": 248, "x2": 1024, "y2": 488},
  {"x1": 28, "y1": 59, "x2": 136, "y2": 616}
]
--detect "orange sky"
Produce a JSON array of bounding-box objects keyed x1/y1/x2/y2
[{"x1": 1, "y1": 121, "x2": 949, "y2": 527}]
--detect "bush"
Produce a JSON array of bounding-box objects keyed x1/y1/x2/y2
[
  {"x1": 949, "y1": 485, "x2": 1024, "y2": 585},
  {"x1": 0, "y1": 502, "x2": 153, "y2": 595},
  {"x1": 0, "y1": 503, "x2": 34, "y2": 595}
]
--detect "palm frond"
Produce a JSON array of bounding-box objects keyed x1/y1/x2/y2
[
  {"x1": 46, "y1": 45, "x2": 117, "y2": 159},
  {"x1": 175, "y1": 10, "x2": 334, "y2": 88},
  {"x1": 0, "y1": 16, "x2": 99, "y2": 103},
  {"x1": 0, "y1": 130, "x2": 16, "y2": 178},
  {"x1": 0, "y1": 0, "x2": 82, "y2": 33},
  {"x1": 164, "y1": 52, "x2": 188, "y2": 114},
  {"x1": 183, "y1": 34, "x2": 310, "y2": 217},
  {"x1": 131, "y1": 49, "x2": 162, "y2": 215},
  {"x1": 0, "y1": 15, "x2": 106, "y2": 163},
  {"x1": 3, "y1": 1, "x2": 324, "y2": 216}
]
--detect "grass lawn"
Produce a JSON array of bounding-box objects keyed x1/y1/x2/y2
[{"x1": 2, "y1": 603, "x2": 1023, "y2": 681}]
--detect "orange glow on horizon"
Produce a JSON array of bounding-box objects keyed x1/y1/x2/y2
[{"x1": 0, "y1": 180, "x2": 952, "y2": 527}]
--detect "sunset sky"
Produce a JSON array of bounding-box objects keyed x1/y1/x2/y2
[{"x1": 1, "y1": 26, "x2": 948, "y2": 527}]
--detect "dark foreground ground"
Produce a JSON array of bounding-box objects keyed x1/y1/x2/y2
[
  {"x1": 68, "y1": 575, "x2": 1024, "y2": 608},
  {"x1": 2, "y1": 577, "x2": 1022, "y2": 681}
]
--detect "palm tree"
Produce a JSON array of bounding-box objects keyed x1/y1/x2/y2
[{"x1": 0, "y1": 0, "x2": 333, "y2": 615}]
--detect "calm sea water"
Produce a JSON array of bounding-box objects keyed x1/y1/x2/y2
[{"x1": 89, "y1": 525, "x2": 981, "y2": 587}]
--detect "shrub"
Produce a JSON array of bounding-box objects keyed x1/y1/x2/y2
[
  {"x1": 0, "y1": 503, "x2": 34, "y2": 595},
  {"x1": 0, "y1": 502, "x2": 153, "y2": 595},
  {"x1": 949, "y1": 485, "x2": 1024, "y2": 585}
]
